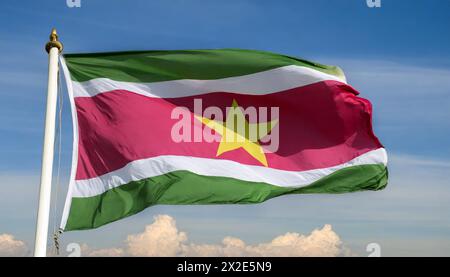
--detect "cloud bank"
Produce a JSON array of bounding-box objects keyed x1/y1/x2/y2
[
  {"x1": 0, "y1": 234, "x2": 28, "y2": 257},
  {"x1": 84, "y1": 215, "x2": 347, "y2": 257}
]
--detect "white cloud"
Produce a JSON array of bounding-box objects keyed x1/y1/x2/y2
[
  {"x1": 126, "y1": 215, "x2": 188, "y2": 257},
  {"x1": 389, "y1": 153, "x2": 450, "y2": 168},
  {"x1": 87, "y1": 247, "x2": 125, "y2": 257},
  {"x1": 183, "y1": 224, "x2": 342, "y2": 257},
  {"x1": 83, "y1": 215, "x2": 347, "y2": 257},
  {"x1": 0, "y1": 234, "x2": 28, "y2": 257}
]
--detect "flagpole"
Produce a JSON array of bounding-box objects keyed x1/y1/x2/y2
[{"x1": 34, "y1": 28, "x2": 63, "y2": 257}]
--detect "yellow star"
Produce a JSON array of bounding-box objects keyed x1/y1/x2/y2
[{"x1": 195, "y1": 99, "x2": 278, "y2": 167}]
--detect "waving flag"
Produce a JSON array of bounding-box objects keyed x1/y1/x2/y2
[{"x1": 60, "y1": 49, "x2": 388, "y2": 231}]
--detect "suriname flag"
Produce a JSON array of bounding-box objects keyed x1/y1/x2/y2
[{"x1": 60, "y1": 49, "x2": 388, "y2": 231}]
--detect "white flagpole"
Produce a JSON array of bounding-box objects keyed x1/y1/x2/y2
[{"x1": 34, "y1": 29, "x2": 63, "y2": 257}]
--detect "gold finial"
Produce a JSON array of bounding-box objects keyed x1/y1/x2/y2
[{"x1": 45, "y1": 28, "x2": 63, "y2": 53}]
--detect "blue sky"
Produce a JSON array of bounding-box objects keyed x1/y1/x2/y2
[{"x1": 0, "y1": 0, "x2": 449, "y2": 256}]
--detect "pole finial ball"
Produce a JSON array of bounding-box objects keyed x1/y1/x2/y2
[{"x1": 45, "y1": 28, "x2": 63, "y2": 54}]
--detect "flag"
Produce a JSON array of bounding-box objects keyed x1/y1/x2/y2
[{"x1": 60, "y1": 49, "x2": 388, "y2": 231}]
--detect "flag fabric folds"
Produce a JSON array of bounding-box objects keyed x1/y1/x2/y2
[{"x1": 60, "y1": 49, "x2": 388, "y2": 231}]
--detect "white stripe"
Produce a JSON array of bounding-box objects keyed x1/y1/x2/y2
[
  {"x1": 71, "y1": 65, "x2": 346, "y2": 98},
  {"x1": 72, "y1": 148, "x2": 387, "y2": 198},
  {"x1": 60, "y1": 57, "x2": 80, "y2": 230}
]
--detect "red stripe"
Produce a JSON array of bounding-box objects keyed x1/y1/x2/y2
[{"x1": 74, "y1": 80, "x2": 382, "y2": 180}]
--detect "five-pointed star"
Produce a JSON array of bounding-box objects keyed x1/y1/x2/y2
[{"x1": 194, "y1": 99, "x2": 278, "y2": 167}]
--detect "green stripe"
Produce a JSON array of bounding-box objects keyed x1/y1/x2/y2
[
  {"x1": 63, "y1": 49, "x2": 345, "y2": 83},
  {"x1": 64, "y1": 164, "x2": 387, "y2": 231}
]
